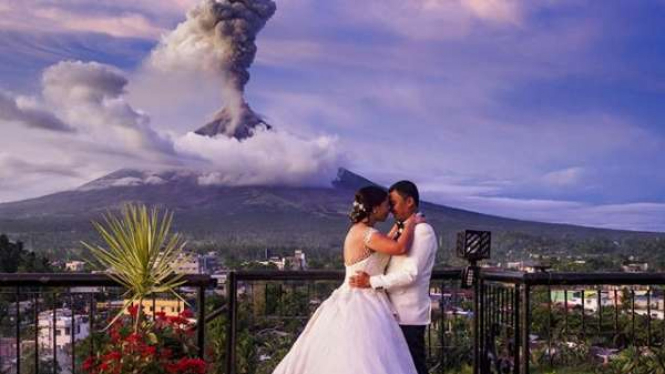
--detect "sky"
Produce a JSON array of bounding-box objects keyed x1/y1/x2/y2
[{"x1": 0, "y1": 0, "x2": 664, "y2": 232}]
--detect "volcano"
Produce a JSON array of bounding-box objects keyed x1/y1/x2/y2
[
  {"x1": 195, "y1": 102, "x2": 270, "y2": 140},
  {"x1": 0, "y1": 168, "x2": 661, "y2": 258}
]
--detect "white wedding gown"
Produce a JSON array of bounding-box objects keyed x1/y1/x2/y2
[{"x1": 272, "y1": 228, "x2": 418, "y2": 374}]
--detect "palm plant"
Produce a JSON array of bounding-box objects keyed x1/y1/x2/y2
[{"x1": 82, "y1": 204, "x2": 188, "y2": 331}]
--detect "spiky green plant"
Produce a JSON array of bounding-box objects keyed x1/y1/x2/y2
[{"x1": 82, "y1": 204, "x2": 188, "y2": 331}]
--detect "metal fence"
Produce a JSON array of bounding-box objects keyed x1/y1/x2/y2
[
  {"x1": 478, "y1": 270, "x2": 665, "y2": 374},
  {"x1": 5, "y1": 270, "x2": 665, "y2": 374},
  {"x1": 223, "y1": 269, "x2": 469, "y2": 374},
  {"x1": 0, "y1": 273, "x2": 215, "y2": 374}
]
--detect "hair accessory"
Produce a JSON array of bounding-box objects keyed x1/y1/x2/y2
[{"x1": 353, "y1": 201, "x2": 366, "y2": 211}]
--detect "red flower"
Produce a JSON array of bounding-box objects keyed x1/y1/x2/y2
[
  {"x1": 110, "y1": 328, "x2": 121, "y2": 343},
  {"x1": 103, "y1": 351, "x2": 122, "y2": 361},
  {"x1": 174, "y1": 358, "x2": 206, "y2": 374},
  {"x1": 168, "y1": 315, "x2": 192, "y2": 326},
  {"x1": 82, "y1": 310, "x2": 204, "y2": 374},
  {"x1": 126, "y1": 332, "x2": 142, "y2": 344},
  {"x1": 127, "y1": 304, "x2": 139, "y2": 318},
  {"x1": 180, "y1": 309, "x2": 194, "y2": 319},
  {"x1": 82, "y1": 357, "x2": 95, "y2": 371},
  {"x1": 142, "y1": 345, "x2": 157, "y2": 356}
]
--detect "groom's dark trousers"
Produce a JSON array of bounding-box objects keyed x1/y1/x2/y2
[{"x1": 400, "y1": 325, "x2": 428, "y2": 374}]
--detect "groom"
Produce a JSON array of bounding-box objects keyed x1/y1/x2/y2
[{"x1": 349, "y1": 180, "x2": 437, "y2": 374}]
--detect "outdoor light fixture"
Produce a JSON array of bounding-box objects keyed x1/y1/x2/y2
[
  {"x1": 457, "y1": 230, "x2": 491, "y2": 261},
  {"x1": 457, "y1": 230, "x2": 491, "y2": 288}
]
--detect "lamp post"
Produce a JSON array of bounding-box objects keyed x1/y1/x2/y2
[
  {"x1": 457, "y1": 230, "x2": 491, "y2": 374},
  {"x1": 457, "y1": 230, "x2": 491, "y2": 288}
]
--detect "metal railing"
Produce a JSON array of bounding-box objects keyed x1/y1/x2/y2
[
  {"x1": 5, "y1": 269, "x2": 665, "y2": 374},
  {"x1": 224, "y1": 269, "x2": 468, "y2": 374},
  {"x1": 478, "y1": 270, "x2": 665, "y2": 374},
  {"x1": 0, "y1": 273, "x2": 216, "y2": 374}
]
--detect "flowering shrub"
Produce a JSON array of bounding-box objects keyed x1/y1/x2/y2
[{"x1": 82, "y1": 306, "x2": 207, "y2": 374}]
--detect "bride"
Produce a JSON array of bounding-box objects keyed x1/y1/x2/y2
[{"x1": 272, "y1": 186, "x2": 425, "y2": 374}]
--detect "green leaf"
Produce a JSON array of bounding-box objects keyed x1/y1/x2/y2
[{"x1": 81, "y1": 204, "x2": 188, "y2": 333}]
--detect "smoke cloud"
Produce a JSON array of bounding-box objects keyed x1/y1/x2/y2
[
  {"x1": 149, "y1": 0, "x2": 276, "y2": 136},
  {"x1": 0, "y1": 1, "x2": 344, "y2": 198},
  {"x1": 1, "y1": 58, "x2": 342, "y2": 190},
  {"x1": 0, "y1": 91, "x2": 73, "y2": 132},
  {"x1": 175, "y1": 129, "x2": 341, "y2": 187},
  {"x1": 42, "y1": 61, "x2": 178, "y2": 160}
]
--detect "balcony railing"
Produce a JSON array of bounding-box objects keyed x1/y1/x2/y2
[
  {"x1": 4, "y1": 270, "x2": 665, "y2": 373},
  {"x1": 223, "y1": 269, "x2": 467, "y2": 374},
  {"x1": 0, "y1": 273, "x2": 216, "y2": 374},
  {"x1": 478, "y1": 270, "x2": 665, "y2": 374}
]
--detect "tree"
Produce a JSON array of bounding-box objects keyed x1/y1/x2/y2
[
  {"x1": 81, "y1": 204, "x2": 189, "y2": 331},
  {"x1": 0, "y1": 234, "x2": 52, "y2": 273}
]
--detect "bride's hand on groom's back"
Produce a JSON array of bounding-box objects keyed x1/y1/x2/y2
[{"x1": 349, "y1": 271, "x2": 371, "y2": 288}]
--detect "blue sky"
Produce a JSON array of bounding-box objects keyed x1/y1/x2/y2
[{"x1": 1, "y1": 0, "x2": 664, "y2": 232}]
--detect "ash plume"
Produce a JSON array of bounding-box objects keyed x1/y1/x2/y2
[
  {"x1": 0, "y1": 91, "x2": 73, "y2": 133},
  {"x1": 150, "y1": 0, "x2": 277, "y2": 139}
]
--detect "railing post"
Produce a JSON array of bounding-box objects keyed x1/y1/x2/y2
[
  {"x1": 547, "y1": 284, "x2": 552, "y2": 368},
  {"x1": 520, "y1": 284, "x2": 530, "y2": 374},
  {"x1": 479, "y1": 279, "x2": 486, "y2": 373},
  {"x1": 35, "y1": 291, "x2": 39, "y2": 374},
  {"x1": 53, "y1": 296, "x2": 57, "y2": 374},
  {"x1": 225, "y1": 271, "x2": 238, "y2": 374},
  {"x1": 647, "y1": 287, "x2": 652, "y2": 347},
  {"x1": 440, "y1": 283, "x2": 446, "y2": 370},
  {"x1": 15, "y1": 286, "x2": 20, "y2": 374},
  {"x1": 197, "y1": 285, "x2": 206, "y2": 359},
  {"x1": 71, "y1": 290, "x2": 75, "y2": 374},
  {"x1": 513, "y1": 283, "x2": 520, "y2": 374},
  {"x1": 89, "y1": 293, "x2": 95, "y2": 358},
  {"x1": 472, "y1": 266, "x2": 480, "y2": 374},
  {"x1": 581, "y1": 290, "x2": 586, "y2": 340}
]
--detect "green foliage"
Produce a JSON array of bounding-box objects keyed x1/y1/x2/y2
[
  {"x1": 20, "y1": 345, "x2": 62, "y2": 374},
  {"x1": 0, "y1": 234, "x2": 52, "y2": 273},
  {"x1": 602, "y1": 347, "x2": 665, "y2": 374},
  {"x1": 81, "y1": 204, "x2": 189, "y2": 331},
  {"x1": 0, "y1": 233, "x2": 54, "y2": 338}
]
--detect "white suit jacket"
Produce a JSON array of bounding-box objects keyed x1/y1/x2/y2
[{"x1": 369, "y1": 222, "x2": 437, "y2": 325}]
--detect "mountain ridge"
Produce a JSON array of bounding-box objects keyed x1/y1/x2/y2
[{"x1": 0, "y1": 168, "x2": 661, "y2": 256}]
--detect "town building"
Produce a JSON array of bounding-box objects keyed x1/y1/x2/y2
[
  {"x1": 38, "y1": 309, "x2": 90, "y2": 350},
  {"x1": 65, "y1": 261, "x2": 86, "y2": 272}
]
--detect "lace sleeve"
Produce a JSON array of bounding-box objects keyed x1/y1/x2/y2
[{"x1": 364, "y1": 227, "x2": 378, "y2": 245}]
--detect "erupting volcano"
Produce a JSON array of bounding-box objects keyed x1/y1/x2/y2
[
  {"x1": 151, "y1": 0, "x2": 277, "y2": 140},
  {"x1": 194, "y1": 101, "x2": 271, "y2": 139}
]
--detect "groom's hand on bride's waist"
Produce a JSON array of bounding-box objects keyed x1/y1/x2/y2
[{"x1": 349, "y1": 271, "x2": 371, "y2": 288}]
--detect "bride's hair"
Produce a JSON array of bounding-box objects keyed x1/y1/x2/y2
[{"x1": 349, "y1": 186, "x2": 388, "y2": 223}]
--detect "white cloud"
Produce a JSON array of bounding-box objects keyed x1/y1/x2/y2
[
  {"x1": 175, "y1": 129, "x2": 342, "y2": 187},
  {"x1": 0, "y1": 152, "x2": 87, "y2": 202},
  {"x1": 0, "y1": 2, "x2": 168, "y2": 39},
  {"x1": 421, "y1": 188, "x2": 665, "y2": 232},
  {"x1": 332, "y1": 0, "x2": 527, "y2": 42},
  {"x1": 542, "y1": 167, "x2": 585, "y2": 187},
  {"x1": 33, "y1": 7, "x2": 165, "y2": 39},
  {"x1": 0, "y1": 153, "x2": 80, "y2": 180},
  {"x1": 461, "y1": 0, "x2": 523, "y2": 25}
]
